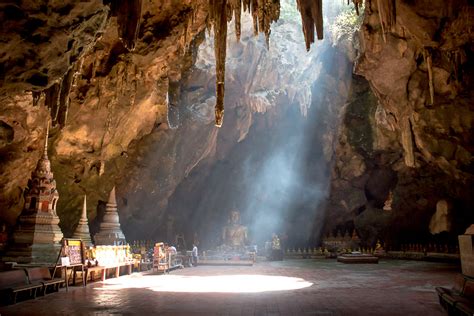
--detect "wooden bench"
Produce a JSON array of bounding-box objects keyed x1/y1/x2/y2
[
  {"x1": 0, "y1": 269, "x2": 43, "y2": 304},
  {"x1": 72, "y1": 264, "x2": 132, "y2": 285},
  {"x1": 75, "y1": 265, "x2": 106, "y2": 286},
  {"x1": 436, "y1": 274, "x2": 474, "y2": 316},
  {"x1": 25, "y1": 267, "x2": 64, "y2": 295},
  {"x1": 106, "y1": 263, "x2": 133, "y2": 279}
]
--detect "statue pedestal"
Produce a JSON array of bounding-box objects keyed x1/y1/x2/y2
[
  {"x1": 200, "y1": 247, "x2": 255, "y2": 266},
  {"x1": 458, "y1": 225, "x2": 474, "y2": 278}
]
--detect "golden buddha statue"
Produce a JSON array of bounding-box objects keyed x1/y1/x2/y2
[
  {"x1": 222, "y1": 210, "x2": 248, "y2": 249},
  {"x1": 375, "y1": 240, "x2": 382, "y2": 250},
  {"x1": 374, "y1": 239, "x2": 385, "y2": 255}
]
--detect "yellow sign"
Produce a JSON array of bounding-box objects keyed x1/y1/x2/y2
[{"x1": 67, "y1": 240, "x2": 81, "y2": 246}]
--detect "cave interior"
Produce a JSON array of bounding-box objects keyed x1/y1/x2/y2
[{"x1": 0, "y1": 0, "x2": 473, "y2": 314}]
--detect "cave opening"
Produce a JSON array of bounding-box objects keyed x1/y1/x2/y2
[{"x1": 155, "y1": 0, "x2": 356, "y2": 251}]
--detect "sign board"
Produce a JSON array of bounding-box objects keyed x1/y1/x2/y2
[
  {"x1": 53, "y1": 238, "x2": 86, "y2": 291},
  {"x1": 62, "y1": 239, "x2": 85, "y2": 265}
]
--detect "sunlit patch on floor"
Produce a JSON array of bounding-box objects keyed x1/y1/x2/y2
[{"x1": 95, "y1": 274, "x2": 313, "y2": 293}]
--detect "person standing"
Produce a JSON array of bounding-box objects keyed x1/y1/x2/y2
[{"x1": 192, "y1": 244, "x2": 198, "y2": 267}]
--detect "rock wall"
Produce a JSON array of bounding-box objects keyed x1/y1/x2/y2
[
  {"x1": 324, "y1": 0, "x2": 474, "y2": 247},
  {"x1": 0, "y1": 0, "x2": 209, "y2": 236}
]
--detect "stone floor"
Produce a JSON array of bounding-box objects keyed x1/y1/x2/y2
[{"x1": 0, "y1": 259, "x2": 458, "y2": 315}]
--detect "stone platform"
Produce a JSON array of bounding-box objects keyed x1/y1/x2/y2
[
  {"x1": 0, "y1": 259, "x2": 459, "y2": 315},
  {"x1": 337, "y1": 253, "x2": 379, "y2": 264},
  {"x1": 200, "y1": 249, "x2": 255, "y2": 266}
]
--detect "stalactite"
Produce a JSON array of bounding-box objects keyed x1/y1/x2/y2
[
  {"x1": 352, "y1": 0, "x2": 363, "y2": 16},
  {"x1": 32, "y1": 91, "x2": 42, "y2": 107},
  {"x1": 112, "y1": 0, "x2": 143, "y2": 51},
  {"x1": 183, "y1": 17, "x2": 189, "y2": 56},
  {"x1": 448, "y1": 49, "x2": 465, "y2": 84},
  {"x1": 296, "y1": 0, "x2": 323, "y2": 51},
  {"x1": 423, "y1": 48, "x2": 435, "y2": 105},
  {"x1": 207, "y1": 0, "x2": 280, "y2": 127},
  {"x1": 376, "y1": 0, "x2": 396, "y2": 43},
  {"x1": 45, "y1": 82, "x2": 61, "y2": 125},
  {"x1": 167, "y1": 80, "x2": 182, "y2": 130},
  {"x1": 42, "y1": 65, "x2": 75, "y2": 128},
  {"x1": 451, "y1": 50, "x2": 460, "y2": 82},
  {"x1": 366, "y1": 0, "x2": 373, "y2": 15},
  {"x1": 232, "y1": 1, "x2": 280, "y2": 46},
  {"x1": 209, "y1": 0, "x2": 228, "y2": 127},
  {"x1": 72, "y1": 58, "x2": 85, "y2": 88},
  {"x1": 230, "y1": 0, "x2": 242, "y2": 41},
  {"x1": 57, "y1": 67, "x2": 75, "y2": 127},
  {"x1": 251, "y1": 1, "x2": 259, "y2": 36}
]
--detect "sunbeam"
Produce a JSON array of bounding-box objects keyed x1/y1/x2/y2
[{"x1": 95, "y1": 274, "x2": 313, "y2": 293}]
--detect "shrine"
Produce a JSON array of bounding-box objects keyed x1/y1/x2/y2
[
  {"x1": 71, "y1": 196, "x2": 93, "y2": 247},
  {"x1": 200, "y1": 210, "x2": 255, "y2": 265},
  {"x1": 93, "y1": 187, "x2": 126, "y2": 246},
  {"x1": 3, "y1": 124, "x2": 63, "y2": 264},
  {"x1": 222, "y1": 210, "x2": 248, "y2": 250}
]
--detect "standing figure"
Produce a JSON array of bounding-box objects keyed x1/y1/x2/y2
[{"x1": 192, "y1": 244, "x2": 198, "y2": 267}]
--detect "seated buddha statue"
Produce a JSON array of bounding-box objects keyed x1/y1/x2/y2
[{"x1": 222, "y1": 210, "x2": 248, "y2": 250}]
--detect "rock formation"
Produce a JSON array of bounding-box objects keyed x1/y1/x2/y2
[
  {"x1": 0, "y1": 0, "x2": 209, "y2": 235},
  {"x1": 296, "y1": 0, "x2": 323, "y2": 50},
  {"x1": 323, "y1": 0, "x2": 474, "y2": 247}
]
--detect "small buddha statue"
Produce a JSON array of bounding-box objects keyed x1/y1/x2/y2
[
  {"x1": 222, "y1": 210, "x2": 248, "y2": 250},
  {"x1": 374, "y1": 239, "x2": 385, "y2": 255}
]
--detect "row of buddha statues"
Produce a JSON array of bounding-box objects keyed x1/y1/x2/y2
[
  {"x1": 398, "y1": 243, "x2": 460, "y2": 254},
  {"x1": 2, "y1": 124, "x2": 126, "y2": 264},
  {"x1": 284, "y1": 242, "x2": 460, "y2": 257},
  {"x1": 285, "y1": 246, "x2": 381, "y2": 256}
]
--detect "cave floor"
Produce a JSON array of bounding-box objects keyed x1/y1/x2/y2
[{"x1": 0, "y1": 259, "x2": 458, "y2": 316}]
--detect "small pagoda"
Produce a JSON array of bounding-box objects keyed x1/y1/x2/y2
[
  {"x1": 94, "y1": 187, "x2": 126, "y2": 245},
  {"x1": 3, "y1": 123, "x2": 64, "y2": 264},
  {"x1": 72, "y1": 195, "x2": 93, "y2": 247}
]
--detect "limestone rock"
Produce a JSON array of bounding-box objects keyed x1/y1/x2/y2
[
  {"x1": 429, "y1": 200, "x2": 452, "y2": 235},
  {"x1": 0, "y1": 1, "x2": 109, "y2": 95},
  {"x1": 465, "y1": 225, "x2": 474, "y2": 235}
]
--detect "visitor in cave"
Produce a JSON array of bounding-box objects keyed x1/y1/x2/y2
[
  {"x1": 168, "y1": 244, "x2": 177, "y2": 254},
  {"x1": 192, "y1": 243, "x2": 198, "y2": 267}
]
